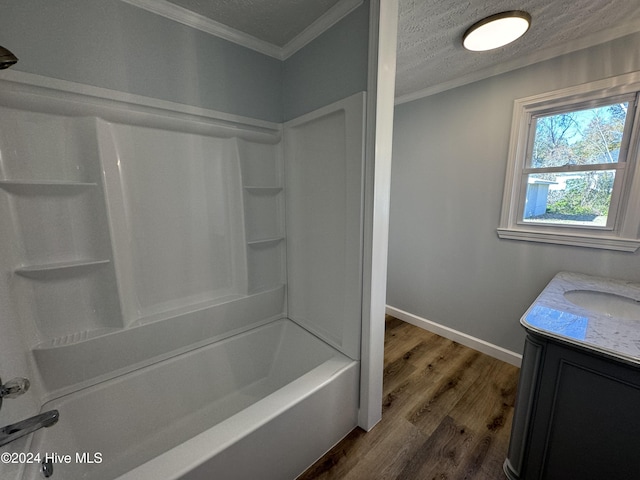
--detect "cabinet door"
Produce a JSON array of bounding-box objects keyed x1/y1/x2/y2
[{"x1": 527, "y1": 340, "x2": 640, "y2": 479}]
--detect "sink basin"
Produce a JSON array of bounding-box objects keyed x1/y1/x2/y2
[{"x1": 564, "y1": 290, "x2": 640, "y2": 320}]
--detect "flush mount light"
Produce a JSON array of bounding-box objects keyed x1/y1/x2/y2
[{"x1": 462, "y1": 11, "x2": 531, "y2": 51}]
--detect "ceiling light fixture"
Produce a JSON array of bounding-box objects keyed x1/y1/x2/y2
[{"x1": 462, "y1": 11, "x2": 531, "y2": 52}]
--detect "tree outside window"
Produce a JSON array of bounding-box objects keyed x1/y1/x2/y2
[
  {"x1": 523, "y1": 102, "x2": 630, "y2": 227},
  {"x1": 498, "y1": 72, "x2": 640, "y2": 251}
]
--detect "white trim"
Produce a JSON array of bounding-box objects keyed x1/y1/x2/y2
[
  {"x1": 283, "y1": 91, "x2": 364, "y2": 128},
  {"x1": 120, "y1": 0, "x2": 282, "y2": 58},
  {"x1": 386, "y1": 306, "x2": 523, "y2": 368},
  {"x1": 395, "y1": 20, "x2": 640, "y2": 105},
  {"x1": 496, "y1": 228, "x2": 640, "y2": 252},
  {"x1": 358, "y1": 0, "x2": 398, "y2": 432},
  {"x1": 120, "y1": 0, "x2": 362, "y2": 61},
  {"x1": 281, "y1": 0, "x2": 363, "y2": 60},
  {"x1": 498, "y1": 71, "x2": 640, "y2": 251},
  {"x1": 0, "y1": 70, "x2": 281, "y2": 140}
]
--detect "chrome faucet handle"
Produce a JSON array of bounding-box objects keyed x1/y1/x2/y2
[{"x1": 0, "y1": 377, "x2": 30, "y2": 399}]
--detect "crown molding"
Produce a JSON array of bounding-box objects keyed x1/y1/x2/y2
[
  {"x1": 120, "y1": 0, "x2": 362, "y2": 61},
  {"x1": 396, "y1": 20, "x2": 640, "y2": 105},
  {"x1": 281, "y1": 0, "x2": 363, "y2": 60},
  {"x1": 120, "y1": 0, "x2": 281, "y2": 58}
]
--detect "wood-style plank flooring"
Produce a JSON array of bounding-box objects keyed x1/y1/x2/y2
[{"x1": 298, "y1": 315, "x2": 520, "y2": 480}]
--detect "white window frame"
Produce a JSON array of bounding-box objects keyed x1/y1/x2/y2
[{"x1": 498, "y1": 72, "x2": 640, "y2": 252}]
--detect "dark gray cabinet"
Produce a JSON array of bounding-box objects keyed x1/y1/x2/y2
[{"x1": 504, "y1": 331, "x2": 640, "y2": 480}]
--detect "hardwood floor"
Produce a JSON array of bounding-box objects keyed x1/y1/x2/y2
[{"x1": 298, "y1": 316, "x2": 521, "y2": 480}]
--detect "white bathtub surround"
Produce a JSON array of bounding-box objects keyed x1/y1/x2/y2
[
  {"x1": 21, "y1": 320, "x2": 359, "y2": 480},
  {"x1": 97, "y1": 122, "x2": 249, "y2": 322},
  {"x1": 285, "y1": 93, "x2": 366, "y2": 359},
  {"x1": 0, "y1": 70, "x2": 286, "y2": 380},
  {"x1": 33, "y1": 287, "x2": 285, "y2": 398},
  {"x1": 0, "y1": 68, "x2": 369, "y2": 479}
]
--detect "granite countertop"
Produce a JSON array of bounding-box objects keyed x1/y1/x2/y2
[{"x1": 521, "y1": 271, "x2": 640, "y2": 365}]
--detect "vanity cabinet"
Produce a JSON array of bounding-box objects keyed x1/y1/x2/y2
[
  {"x1": 505, "y1": 330, "x2": 640, "y2": 480},
  {"x1": 504, "y1": 272, "x2": 640, "y2": 479}
]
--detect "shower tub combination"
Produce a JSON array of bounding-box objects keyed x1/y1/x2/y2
[
  {"x1": 23, "y1": 320, "x2": 358, "y2": 480},
  {"x1": 0, "y1": 74, "x2": 366, "y2": 480}
]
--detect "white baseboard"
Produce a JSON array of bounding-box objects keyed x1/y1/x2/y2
[{"x1": 386, "y1": 306, "x2": 522, "y2": 368}]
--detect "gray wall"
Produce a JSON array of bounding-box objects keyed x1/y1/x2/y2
[
  {"x1": 0, "y1": 0, "x2": 283, "y2": 122},
  {"x1": 282, "y1": 1, "x2": 369, "y2": 122},
  {"x1": 388, "y1": 32, "x2": 640, "y2": 354},
  {"x1": 0, "y1": 0, "x2": 371, "y2": 123}
]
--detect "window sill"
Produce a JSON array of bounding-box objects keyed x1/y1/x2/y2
[{"x1": 496, "y1": 228, "x2": 640, "y2": 252}]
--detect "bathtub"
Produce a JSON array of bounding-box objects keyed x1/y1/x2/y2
[{"x1": 22, "y1": 319, "x2": 359, "y2": 480}]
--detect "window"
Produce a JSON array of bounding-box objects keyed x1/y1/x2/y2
[{"x1": 498, "y1": 72, "x2": 640, "y2": 251}]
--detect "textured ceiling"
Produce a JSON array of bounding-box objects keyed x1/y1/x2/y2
[
  {"x1": 395, "y1": 0, "x2": 640, "y2": 101},
  {"x1": 162, "y1": 0, "x2": 640, "y2": 100},
  {"x1": 165, "y1": 0, "x2": 341, "y2": 47}
]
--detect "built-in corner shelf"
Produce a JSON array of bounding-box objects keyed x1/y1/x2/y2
[
  {"x1": 247, "y1": 237, "x2": 284, "y2": 246},
  {"x1": 0, "y1": 180, "x2": 98, "y2": 195},
  {"x1": 15, "y1": 259, "x2": 111, "y2": 279}
]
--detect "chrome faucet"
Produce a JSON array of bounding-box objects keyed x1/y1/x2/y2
[
  {"x1": 0, "y1": 376, "x2": 60, "y2": 447},
  {"x1": 0, "y1": 410, "x2": 60, "y2": 447}
]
